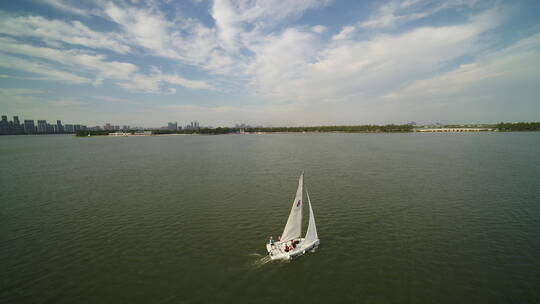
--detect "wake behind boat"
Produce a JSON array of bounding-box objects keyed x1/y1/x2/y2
[{"x1": 266, "y1": 173, "x2": 320, "y2": 260}]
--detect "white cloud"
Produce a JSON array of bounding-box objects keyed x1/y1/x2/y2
[
  {"x1": 92, "y1": 96, "x2": 138, "y2": 104},
  {"x1": 51, "y1": 98, "x2": 87, "y2": 107},
  {"x1": 0, "y1": 37, "x2": 213, "y2": 92},
  {"x1": 312, "y1": 25, "x2": 328, "y2": 34},
  {"x1": 0, "y1": 37, "x2": 137, "y2": 82},
  {"x1": 30, "y1": 0, "x2": 331, "y2": 79},
  {"x1": 246, "y1": 28, "x2": 320, "y2": 98},
  {"x1": 211, "y1": 0, "x2": 241, "y2": 51},
  {"x1": 0, "y1": 52, "x2": 91, "y2": 84},
  {"x1": 332, "y1": 26, "x2": 355, "y2": 40},
  {"x1": 360, "y1": 0, "x2": 480, "y2": 29},
  {"x1": 0, "y1": 88, "x2": 49, "y2": 96},
  {"x1": 116, "y1": 73, "x2": 162, "y2": 93},
  {"x1": 211, "y1": 0, "x2": 331, "y2": 50},
  {"x1": 0, "y1": 15, "x2": 130, "y2": 53},
  {"x1": 116, "y1": 69, "x2": 214, "y2": 93},
  {"x1": 243, "y1": 8, "x2": 502, "y2": 105},
  {"x1": 161, "y1": 74, "x2": 214, "y2": 90},
  {"x1": 101, "y1": 1, "x2": 239, "y2": 75},
  {"x1": 41, "y1": 0, "x2": 89, "y2": 15},
  {"x1": 384, "y1": 32, "x2": 540, "y2": 100},
  {"x1": 104, "y1": 2, "x2": 170, "y2": 54},
  {"x1": 98, "y1": 0, "x2": 332, "y2": 76}
]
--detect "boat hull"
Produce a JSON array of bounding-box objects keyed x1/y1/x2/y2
[{"x1": 266, "y1": 238, "x2": 320, "y2": 260}]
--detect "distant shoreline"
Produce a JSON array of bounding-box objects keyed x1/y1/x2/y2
[
  {"x1": 2, "y1": 130, "x2": 540, "y2": 137},
  {"x1": 76, "y1": 122, "x2": 539, "y2": 137},
  {"x1": 3, "y1": 122, "x2": 538, "y2": 137},
  {"x1": 76, "y1": 129, "x2": 540, "y2": 138}
]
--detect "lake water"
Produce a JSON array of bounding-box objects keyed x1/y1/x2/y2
[{"x1": 1, "y1": 133, "x2": 539, "y2": 303}]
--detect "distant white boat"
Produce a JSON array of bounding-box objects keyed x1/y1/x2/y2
[{"x1": 266, "y1": 173, "x2": 320, "y2": 260}]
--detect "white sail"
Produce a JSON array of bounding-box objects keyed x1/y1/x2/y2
[
  {"x1": 303, "y1": 188, "x2": 318, "y2": 246},
  {"x1": 280, "y1": 173, "x2": 303, "y2": 242}
]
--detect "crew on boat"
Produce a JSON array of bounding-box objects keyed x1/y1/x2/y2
[{"x1": 268, "y1": 236, "x2": 274, "y2": 246}]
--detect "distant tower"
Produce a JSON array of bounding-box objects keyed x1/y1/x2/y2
[
  {"x1": 12, "y1": 116, "x2": 22, "y2": 134},
  {"x1": 64, "y1": 124, "x2": 74, "y2": 132},
  {"x1": 37, "y1": 120, "x2": 47, "y2": 133},
  {"x1": 24, "y1": 120, "x2": 35, "y2": 134},
  {"x1": 0, "y1": 115, "x2": 7, "y2": 134},
  {"x1": 56, "y1": 120, "x2": 64, "y2": 133},
  {"x1": 167, "y1": 122, "x2": 178, "y2": 131}
]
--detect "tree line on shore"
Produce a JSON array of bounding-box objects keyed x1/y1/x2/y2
[
  {"x1": 76, "y1": 124, "x2": 414, "y2": 136},
  {"x1": 75, "y1": 122, "x2": 540, "y2": 136},
  {"x1": 495, "y1": 122, "x2": 540, "y2": 131}
]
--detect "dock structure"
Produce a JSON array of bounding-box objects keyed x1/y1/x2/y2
[
  {"x1": 108, "y1": 131, "x2": 152, "y2": 136},
  {"x1": 416, "y1": 128, "x2": 492, "y2": 132},
  {"x1": 109, "y1": 131, "x2": 129, "y2": 136}
]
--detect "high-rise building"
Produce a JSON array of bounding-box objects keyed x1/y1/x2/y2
[
  {"x1": 24, "y1": 120, "x2": 35, "y2": 133},
  {"x1": 73, "y1": 124, "x2": 86, "y2": 132},
  {"x1": 56, "y1": 120, "x2": 64, "y2": 133},
  {"x1": 0, "y1": 115, "x2": 8, "y2": 134},
  {"x1": 0, "y1": 115, "x2": 88, "y2": 134},
  {"x1": 37, "y1": 120, "x2": 47, "y2": 133},
  {"x1": 167, "y1": 122, "x2": 178, "y2": 131},
  {"x1": 12, "y1": 116, "x2": 23, "y2": 134}
]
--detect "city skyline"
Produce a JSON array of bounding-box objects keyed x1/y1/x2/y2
[
  {"x1": 0, "y1": 114, "x2": 87, "y2": 134},
  {"x1": 1, "y1": 110, "x2": 538, "y2": 131},
  {"x1": 0, "y1": 113, "x2": 210, "y2": 134},
  {"x1": 1, "y1": 1, "x2": 540, "y2": 126}
]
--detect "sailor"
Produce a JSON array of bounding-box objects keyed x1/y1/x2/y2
[{"x1": 268, "y1": 236, "x2": 274, "y2": 246}]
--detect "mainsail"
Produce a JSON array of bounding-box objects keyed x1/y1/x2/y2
[
  {"x1": 303, "y1": 188, "x2": 318, "y2": 246},
  {"x1": 280, "y1": 173, "x2": 303, "y2": 242}
]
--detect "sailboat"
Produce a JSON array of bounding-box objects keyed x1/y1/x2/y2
[{"x1": 266, "y1": 173, "x2": 320, "y2": 260}]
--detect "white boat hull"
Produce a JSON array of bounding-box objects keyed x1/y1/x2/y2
[{"x1": 266, "y1": 238, "x2": 320, "y2": 260}]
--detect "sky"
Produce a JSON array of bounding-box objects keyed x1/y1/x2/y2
[{"x1": 0, "y1": 0, "x2": 539, "y2": 127}]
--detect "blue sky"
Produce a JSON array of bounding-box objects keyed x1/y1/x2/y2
[{"x1": 0, "y1": 0, "x2": 539, "y2": 127}]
